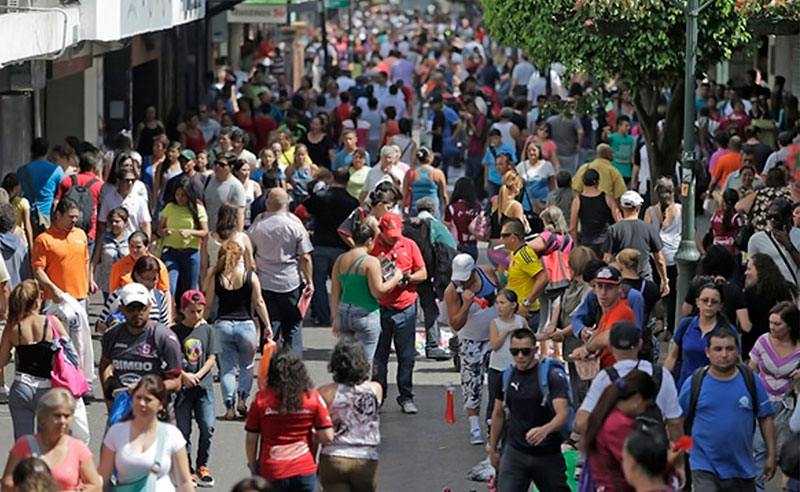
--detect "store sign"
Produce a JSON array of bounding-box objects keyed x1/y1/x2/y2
[
  {"x1": 227, "y1": 1, "x2": 288, "y2": 24},
  {"x1": 117, "y1": 0, "x2": 206, "y2": 39}
]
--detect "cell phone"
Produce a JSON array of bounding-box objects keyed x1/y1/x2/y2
[{"x1": 380, "y1": 257, "x2": 396, "y2": 281}]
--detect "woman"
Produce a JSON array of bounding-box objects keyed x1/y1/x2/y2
[
  {"x1": 108, "y1": 231, "x2": 170, "y2": 295},
  {"x1": 317, "y1": 338, "x2": 382, "y2": 492},
  {"x1": 142, "y1": 134, "x2": 169, "y2": 196},
  {"x1": 245, "y1": 348, "x2": 334, "y2": 491},
  {"x1": 390, "y1": 118, "x2": 416, "y2": 165},
  {"x1": 180, "y1": 109, "x2": 206, "y2": 155},
  {"x1": 234, "y1": 98, "x2": 257, "y2": 144},
  {"x1": 98, "y1": 256, "x2": 172, "y2": 333},
  {"x1": 488, "y1": 171, "x2": 528, "y2": 270},
  {"x1": 749, "y1": 301, "x2": 800, "y2": 492},
  {"x1": 379, "y1": 106, "x2": 399, "y2": 147},
  {"x1": 403, "y1": 147, "x2": 448, "y2": 218},
  {"x1": 644, "y1": 177, "x2": 681, "y2": 327},
  {"x1": 2, "y1": 388, "x2": 101, "y2": 492},
  {"x1": 444, "y1": 177, "x2": 481, "y2": 260},
  {"x1": 330, "y1": 224, "x2": 403, "y2": 364},
  {"x1": 532, "y1": 122, "x2": 560, "y2": 170},
  {"x1": 516, "y1": 140, "x2": 555, "y2": 215},
  {"x1": 301, "y1": 116, "x2": 335, "y2": 170},
  {"x1": 621, "y1": 427, "x2": 675, "y2": 492},
  {"x1": 99, "y1": 375, "x2": 194, "y2": 492},
  {"x1": 737, "y1": 166, "x2": 793, "y2": 231},
  {"x1": 92, "y1": 207, "x2": 130, "y2": 300},
  {"x1": 0, "y1": 281, "x2": 73, "y2": 440},
  {"x1": 664, "y1": 281, "x2": 738, "y2": 389},
  {"x1": 157, "y1": 176, "x2": 209, "y2": 298},
  {"x1": 736, "y1": 165, "x2": 759, "y2": 198},
  {"x1": 200, "y1": 204, "x2": 254, "y2": 285},
  {"x1": 616, "y1": 249, "x2": 660, "y2": 322},
  {"x1": 570, "y1": 168, "x2": 620, "y2": 256},
  {"x1": 100, "y1": 152, "x2": 149, "y2": 205},
  {"x1": 153, "y1": 141, "x2": 183, "y2": 214},
  {"x1": 710, "y1": 188, "x2": 745, "y2": 255},
  {"x1": 584, "y1": 370, "x2": 658, "y2": 492},
  {"x1": 204, "y1": 241, "x2": 272, "y2": 420},
  {"x1": 97, "y1": 165, "x2": 152, "y2": 243},
  {"x1": 135, "y1": 106, "x2": 166, "y2": 157},
  {"x1": 346, "y1": 148, "x2": 370, "y2": 200},
  {"x1": 528, "y1": 206, "x2": 573, "y2": 335},
  {"x1": 743, "y1": 254, "x2": 797, "y2": 359},
  {"x1": 196, "y1": 150, "x2": 212, "y2": 179},
  {"x1": 276, "y1": 131, "x2": 297, "y2": 169},
  {"x1": 233, "y1": 160, "x2": 263, "y2": 227},
  {"x1": 337, "y1": 183, "x2": 401, "y2": 248},
  {"x1": 286, "y1": 144, "x2": 318, "y2": 204}
]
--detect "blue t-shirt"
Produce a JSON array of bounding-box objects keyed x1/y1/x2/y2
[
  {"x1": 673, "y1": 317, "x2": 739, "y2": 389},
  {"x1": 429, "y1": 107, "x2": 461, "y2": 157},
  {"x1": 482, "y1": 144, "x2": 518, "y2": 185},
  {"x1": 332, "y1": 150, "x2": 370, "y2": 172},
  {"x1": 18, "y1": 160, "x2": 64, "y2": 218},
  {"x1": 679, "y1": 371, "x2": 774, "y2": 479}
]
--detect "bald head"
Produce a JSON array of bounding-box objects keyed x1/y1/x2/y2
[
  {"x1": 267, "y1": 188, "x2": 289, "y2": 211},
  {"x1": 597, "y1": 144, "x2": 614, "y2": 161}
]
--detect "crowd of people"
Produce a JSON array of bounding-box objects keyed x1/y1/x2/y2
[{"x1": 0, "y1": 3, "x2": 800, "y2": 492}]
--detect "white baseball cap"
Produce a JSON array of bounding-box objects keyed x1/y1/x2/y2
[
  {"x1": 620, "y1": 190, "x2": 644, "y2": 208},
  {"x1": 119, "y1": 283, "x2": 151, "y2": 307},
  {"x1": 451, "y1": 254, "x2": 476, "y2": 282}
]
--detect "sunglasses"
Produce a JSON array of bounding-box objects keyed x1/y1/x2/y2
[
  {"x1": 121, "y1": 178, "x2": 135, "y2": 184},
  {"x1": 500, "y1": 232, "x2": 515, "y2": 238},
  {"x1": 509, "y1": 347, "x2": 533, "y2": 356},
  {"x1": 697, "y1": 297, "x2": 721, "y2": 306},
  {"x1": 215, "y1": 161, "x2": 229, "y2": 167}
]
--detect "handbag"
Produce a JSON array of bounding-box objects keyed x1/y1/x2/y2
[
  {"x1": 49, "y1": 316, "x2": 89, "y2": 398},
  {"x1": 733, "y1": 223, "x2": 754, "y2": 251},
  {"x1": 113, "y1": 423, "x2": 167, "y2": 492},
  {"x1": 468, "y1": 210, "x2": 491, "y2": 242}
]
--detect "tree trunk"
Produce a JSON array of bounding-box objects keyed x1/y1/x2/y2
[{"x1": 633, "y1": 82, "x2": 685, "y2": 186}]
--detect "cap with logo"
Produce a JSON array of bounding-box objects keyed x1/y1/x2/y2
[
  {"x1": 593, "y1": 266, "x2": 622, "y2": 285},
  {"x1": 119, "y1": 282, "x2": 151, "y2": 307},
  {"x1": 379, "y1": 212, "x2": 403, "y2": 239},
  {"x1": 180, "y1": 289, "x2": 207, "y2": 310}
]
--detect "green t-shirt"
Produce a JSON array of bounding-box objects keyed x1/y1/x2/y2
[
  {"x1": 160, "y1": 202, "x2": 208, "y2": 250},
  {"x1": 608, "y1": 133, "x2": 635, "y2": 178}
]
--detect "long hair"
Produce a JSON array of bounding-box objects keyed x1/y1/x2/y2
[
  {"x1": 267, "y1": 347, "x2": 314, "y2": 414},
  {"x1": 161, "y1": 141, "x2": 181, "y2": 180},
  {"x1": 583, "y1": 370, "x2": 657, "y2": 453},
  {"x1": 124, "y1": 374, "x2": 169, "y2": 422},
  {"x1": 450, "y1": 176, "x2": 479, "y2": 209},
  {"x1": 623, "y1": 427, "x2": 670, "y2": 480},
  {"x1": 132, "y1": 255, "x2": 161, "y2": 282},
  {"x1": 495, "y1": 170, "x2": 522, "y2": 221},
  {"x1": 770, "y1": 300, "x2": 800, "y2": 344},
  {"x1": 172, "y1": 176, "x2": 201, "y2": 229},
  {"x1": 213, "y1": 240, "x2": 243, "y2": 277},
  {"x1": 720, "y1": 188, "x2": 739, "y2": 234},
  {"x1": 8, "y1": 280, "x2": 41, "y2": 329},
  {"x1": 107, "y1": 152, "x2": 133, "y2": 186},
  {"x1": 215, "y1": 203, "x2": 239, "y2": 240},
  {"x1": 751, "y1": 253, "x2": 798, "y2": 302},
  {"x1": 540, "y1": 206, "x2": 568, "y2": 234}
]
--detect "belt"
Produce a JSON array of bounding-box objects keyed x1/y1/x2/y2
[
  {"x1": 163, "y1": 247, "x2": 199, "y2": 254},
  {"x1": 14, "y1": 373, "x2": 52, "y2": 389}
]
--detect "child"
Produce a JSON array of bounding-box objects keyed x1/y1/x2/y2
[
  {"x1": 487, "y1": 289, "x2": 528, "y2": 420},
  {"x1": 1, "y1": 173, "x2": 33, "y2": 247},
  {"x1": 172, "y1": 290, "x2": 218, "y2": 487}
]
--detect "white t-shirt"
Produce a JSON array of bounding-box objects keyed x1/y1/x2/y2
[
  {"x1": 489, "y1": 314, "x2": 525, "y2": 370},
  {"x1": 362, "y1": 163, "x2": 409, "y2": 197},
  {"x1": 578, "y1": 359, "x2": 683, "y2": 420},
  {"x1": 98, "y1": 188, "x2": 152, "y2": 233},
  {"x1": 104, "y1": 422, "x2": 186, "y2": 492}
]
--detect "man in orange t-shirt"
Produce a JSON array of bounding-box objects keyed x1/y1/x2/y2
[{"x1": 708, "y1": 136, "x2": 742, "y2": 193}]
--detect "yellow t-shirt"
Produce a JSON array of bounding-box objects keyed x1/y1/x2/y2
[
  {"x1": 12, "y1": 196, "x2": 29, "y2": 229},
  {"x1": 571, "y1": 158, "x2": 627, "y2": 199},
  {"x1": 507, "y1": 245, "x2": 544, "y2": 312},
  {"x1": 160, "y1": 202, "x2": 208, "y2": 250}
]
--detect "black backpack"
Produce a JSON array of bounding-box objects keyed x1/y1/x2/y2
[
  {"x1": 62, "y1": 175, "x2": 98, "y2": 233},
  {"x1": 684, "y1": 363, "x2": 758, "y2": 436},
  {"x1": 604, "y1": 364, "x2": 665, "y2": 423},
  {"x1": 431, "y1": 240, "x2": 457, "y2": 298},
  {"x1": 402, "y1": 218, "x2": 435, "y2": 278}
]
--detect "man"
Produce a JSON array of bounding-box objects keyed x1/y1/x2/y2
[
  {"x1": 332, "y1": 130, "x2": 370, "y2": 171},
  {"x1": 748, "y1": 198, "x2": 800, "y2": 286},
  {"x1": 603, "y1": 191, "x2": 669, "y2": 292},
  {"x1": 574, "y1": 321, "x2": 683, "y2": 441},
  {"x1": 602, "y1": 115, "x2": 635, "y2": 184},
  {"x1": 54, "y1": 151, "x2": 104, "y2": 249},
  {"x1": 509, "y1": 55, "x2": 535, "y2": 97},
  {"x1": 483, "y1": 129, "x2": 518, "y2": 198},
  {"x1": 763, "y1": 131, "x2": 793, "y2": 175},
  {"x1": 359, "y1": 145, "x2": 409, "y2": 202},
  {"x1": 204, "y1": 151, "x2": 246, "y2": 231},
  {"x1": 277, "y1": 109, "x2": 308, "y2": 143},
  {"x1": 679, "y1": 327, "x2": 776, "y2": 492},
  {"x1": 99, "y1": 282, "x2": 183, "y2": 406},
  {"x1": 164, "y1": 150, "x2": 206, "y2": 203},
  {"x1": 444, "y1": 253, "x2": 500, "y2": 444},
  {"x1": 249, "y1": 170, "x2": 282, "y2": 222},
  {"x1": 304, "y1": 169, "x2": 359, "y2": 326},
  {"x1": 546, "y1": 110, "x2": 584, "y2": 174},
  {"x1": 571, "y1": 260, "x2": 646, "y2": 337},
  {"x1": 489, "y1": 329, "x2": 571, "y2": 492},
  {"x1": 502, "y1": 219, "x2": 549, "y2": 328},
  {"x1": 571, "y1": 143, "x2": 627, "y2": 200},
  {"x1": 492, "y1": 107, "x2": 521, "y2": 151},
  {"x1": 708, "y1": 136, "x2": 742, "y2": 195},
  {"x1": 249, "y1": 188, "x2": 313, "y2": 355},
  {"x1": 231, "y1": 130, "x2": 258, "y2": 168},
  {"x1": 370, "y1": 212, "x2": 427, "y2": 414},
  {"x1": 742, "y1": 126, "x2": 772, "y2": 173},
  {"x1": 428, "y1": 94, "x2": 462, "y2": 176},
  {"x1": 18, "y1": 137, "x2": 65, "y2": 234},
  {"x1": 197, "y1": 104, "x2": 221, "y2": 149},
  {"x1": 570, "y1": 266, "x2": 636, "y2": 369},
  {"x1": 389, "y1": 51, "x2": 415, "y2": 86}
]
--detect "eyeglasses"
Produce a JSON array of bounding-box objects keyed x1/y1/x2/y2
[
  {"x1": 509, "y1": 347, "x2": 533, "y2": 356},
  {"x1": 215, "y1": 161, "x2": 229, "y2": 168},
  {"x1": 500, "y1": 232, "x2": 514, "y2": 238},
  {"x1": 697, "y1": 297, "x2": 721, "y2": 306}
]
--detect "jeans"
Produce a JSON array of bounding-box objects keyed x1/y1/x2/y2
[
  {"x1": 374, "y1": 304, "x2": 417, "y2": 405},
  {"x1": 270, "y1": 473, "x2": 317, "y2": 492},
  {"x1": 557, "y1": 153, "x2": 579, "y2": 175},
  {"x1": 263, "y1": 286, "x2": 304, "y2": 356},
  {"x1": 9, "y1": 378, "x2": 51, "y2": 441},
  {"x1": 162, "y1": 248, "x2": 201, "y2": 299},
  {"x1": 497, "y1": 444, "x2": 571, "y2": 492},
  {"x1": 416, "y1": 281, "x2": 440, "y2": 352},
  {"x1": 466, "y1": 155, "x2": 483, "y2": 181},
  {"x1": 753, "y1": 397, "x2": 793, "y2": 492},
  {"x1": 175, "y1": 386, "x2": 215, "y2": 469},
  {"x1": 337, "y1": 304, "x2": 381, "y2": 365},
  {"x1": 215, "y1": 319, "x2": 258, "y2": 409},
  {"x1": 312, "y1": 246, "x2": 346, "y2": 325}
]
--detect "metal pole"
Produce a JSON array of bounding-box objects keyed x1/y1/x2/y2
[{"x1": 674, "y1": 0, "x2": 701, "y2": 326}]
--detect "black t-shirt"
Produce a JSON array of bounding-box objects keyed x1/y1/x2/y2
[
  {"x1": 684, "y1": 276, "x2": 745, "y2": 327},
  {"x1": 304, "y1": 186, "x2": 359, "y2": 249},
  {"x1": 101, "y1": 323, "x2": 182, "y2": 394},
  {"x1": 171, "y1": 322, "x2": 218, "y2": 390},
  {"x1": 622, "y1": 277, "x2": 660, "y2": 320},
  {"x1": 431, "y1": 110, "x2": 446, "y2": 153},
  {"x1": 478, "y1": 64, "x2": 499, "y2": 88},
  {"x1": 742, "y1": 142, "x2": 773, "y2": 174},
  {"x1": 492, "y1": 363, "x2": 568, "y2": 455}
]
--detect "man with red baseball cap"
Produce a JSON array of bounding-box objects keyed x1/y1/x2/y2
[{"x1": 369, "y1": 212, "x2": 427, "y2": 414}]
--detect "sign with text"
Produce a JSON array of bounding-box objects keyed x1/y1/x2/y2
[{"x1": 227, "y1": 1, "x2": 288, "y2": 24}]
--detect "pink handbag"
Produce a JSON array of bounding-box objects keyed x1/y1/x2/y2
[{"x1": 48, "y1": 316, "x2": 89, "y2": 398}]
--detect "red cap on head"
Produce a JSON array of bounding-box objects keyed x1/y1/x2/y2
[{"x1": 379, "y1": 212, "x2": 403, "y2": 239}]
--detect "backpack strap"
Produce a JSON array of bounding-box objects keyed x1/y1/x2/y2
[
  {"x1": 651, "y1": 363, "x2": 663, "y2": 394},
  {"x1": 737, "y1": 362, "x2": 759, "y2": 419},
  {"x1": 86, "y1": 177, "x2": 99, "y2": 189},
  {"x1": 674, "y1": 316, "x2": 693, "y2": 368},
  {"x1": 684, "y1": 365, "x2": 710, "y2": 436},
  {"x1": 604, "y1": 366, "x2": 620, "y2": 382},
  {"x1": 71, "y1": 174, "x2": 79, "y2": 187},
  {"x1": 153, "y1": 422, "x2": 167, "y2": 470},
  {"x1": 24, "y1": 435, "x2": 41, "y2": 458}
]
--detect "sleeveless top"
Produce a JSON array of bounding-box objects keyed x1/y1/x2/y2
[
  {"x1": 215, "y1": 270, "x2": 253, "y2": 321},
  {"x1": 578, "y1": 193, "x2": 614, "y2": 246},
  {"x1": 489, "y1": 315, "x2": 526, "y2": 370},
  {"x1": 338, "y1": 254, "x2": 379, "y2": 312},
  {"x1": 181, "y1": 129, "x2": 206, "y2": 154},
  {"x1": 649, "y1": 206, "x2": 681, "y2": 266},
  {"x1": 453, "y1": 268, "x2": 499, "y2": 341},
  {"x1": 411, "y1": 166, "x2": 439, "y2": 210},
  {"x1": 16, "y1": 317, "x2": 54, "y2": 379},
  {"x1": 291, "y1": 166, "x2": 314, "y2": 199},
  {"x1": 206, "y1": 232, "x2": 246, "y2": 276},
  {"x1": 492, "y1": 121, "x2": 515, "y2": 148},
  {"x1": 490, "y1": 201, "x2": 515, "y2": 239},
  {"x1": 321, "y1": 383, "x2": 380, "y2": 460}
]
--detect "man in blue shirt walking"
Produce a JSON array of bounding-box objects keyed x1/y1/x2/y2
[
  {"x1": 17, "y1": 137, "x2": 64, "y2": 235},
  {"x1": 482, "y1": 129, "x2": 517, "y2": 198}
]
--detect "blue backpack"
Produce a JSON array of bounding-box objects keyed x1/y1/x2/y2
[{"x1": 502, "y1": 357, "x2": 575, "y2": 440}]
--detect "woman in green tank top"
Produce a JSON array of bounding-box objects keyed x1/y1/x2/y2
[{"x1": 330, "y1": 223, "x2": 403, "y2": 363}]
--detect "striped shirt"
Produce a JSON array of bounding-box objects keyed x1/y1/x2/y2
[
  {"x1": 749, "y1": 333, "x2": 800, "y2": 398},
  {"x1": 99, "y1": 288, "x2": 170, "y2": 330}
]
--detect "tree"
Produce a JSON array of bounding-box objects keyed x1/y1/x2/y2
[{"x1": 481, "y1": 0, "x2": 751, "y2": 179}]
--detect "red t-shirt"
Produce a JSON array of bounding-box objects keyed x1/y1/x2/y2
[
  {"x1": 588, "y1": 408, "x2": 636, "y2": 492},
  {"x1": 711, "y1": 209, "x2": 744, "y2": 254},
  {"x1": 245, "y1": 387, "x2": 332, "y2": 481},
  {"x1": 369, "y1": 236, "x2": 425, "y2": 309},
  {"x1": 254, "y1": 116, "x2": 278, "y2": 153},
  {"x1": 55, "y1": 172, "x2": 104, "y2": 240},
  {"x1": 444, "y1": 199, "x2": 480, "y2": 244},
  {"x1": 596, "y1": 299, "x2": 635, "y2": 368}
]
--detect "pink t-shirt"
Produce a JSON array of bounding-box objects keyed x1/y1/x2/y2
[{"x1": 11, "y1": 435, "x2": 93, "y2": 491}]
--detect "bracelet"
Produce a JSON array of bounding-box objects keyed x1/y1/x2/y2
[{"x1": 247, "y1": 463, "x2": 258, "y2": 472}]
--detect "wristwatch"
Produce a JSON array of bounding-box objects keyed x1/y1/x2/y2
[
  {"x1": 522, "y1": 298, "x2": 532, "y2": 308},
  {"x1": 402, "y1": 272, "x2": 411, "y2": 284}
]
